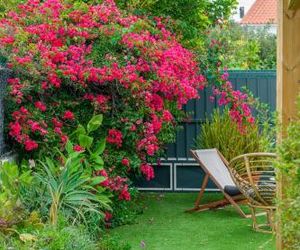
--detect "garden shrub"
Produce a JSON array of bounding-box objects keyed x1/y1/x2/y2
[
  {"x1": 116, "y1": 0, "x2": 237, "y2": 50},
  {"x1": 276, "y1": 97, "x2": 300, "y2": 250},
  {"x1": 35, "y1": 153, "x2": 111, "y2": 226},
  {"x1": 108, "y1": 187, "x2": 142, "y2": 228},
  {"x1": 206, "y1": 22, "x2": 276, "y2": 70},
  {"x1": 196, "y1": 108, "x2": 271, "y2": 161},
  {"x1": 0, "y1": 161, "x2": 32, "y2": 229},
  {"x1": 18, "y1": 115, "x2": 112, "y2": 236},
  {"x1": 0, "y1": 0, "x2": 254, "y2": 201},
  {"x1": 0, "y1": 217, "x2": 100, "y2": 250},
  {"x1": 0, "y1": 0, "x2": 205, "y2": 184}
]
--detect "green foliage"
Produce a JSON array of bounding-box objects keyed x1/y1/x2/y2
[
  {"x1": 276, "y1": 97, "x2": 300, "y2": 250},
  {"x1": 33, "y1": 153, "x2": 111, "y2": 226},
  {"x1": 20, "y1": 116, "x2": 112, "y2": 236},
  {"x1": 98, "y1": 234, "x2": 131, "y2": 250},
  {"x1": 116, "y1": 0, "x2": 237, "y2": 49},
  {"x1": 0, "y1": 0, "x2": 24, "y2": 18},
  {"x1": 195, "y1": 109, "x2": 270, "y2": 161},
  {"x1": 110, "y1": 188, "x2": 142, "y2": 228},
  {"x1": 207, "y1": 22, "x2": 276, "y2": 70},
  {"x1": 0, "y1": 161, "x2": 32, "y2": 229},
  {"x1": 69, "y1": 115, "x2": 106, "y2": 172},
  {"x1": 0, "y1": 217, "x2": 98, "y2": 250}
]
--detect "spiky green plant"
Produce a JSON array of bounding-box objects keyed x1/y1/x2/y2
[{"x1": 35, "y1": 154, "x2": 111, "y2": 226}]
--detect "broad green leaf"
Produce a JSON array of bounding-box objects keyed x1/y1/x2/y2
[
  {"x1": 87, "y1": 114, "x2": 103, "y2": 134},
  {"x1": 94, "y1": 138, "x2": 106, "y2": 155},
  {"x1": 78, "y1": 135, "x2": 93, "y2": 149},
  {"x1": 3, "y1": 162, "x2": 18, "y2": 179},
  {"x1": 90, "y1": 154, "x2": 104, "y2": 166},
  {"x1": 93, "y1": 164, "x2": 104, "y2": 171},
  {"x1": 1, "y1": 162, "x2": 18, "y2": 191},
  {"x1": 73, "y1": 124, "x2": 86, "y2": 136},
  {"x1": 65, "y1": 140, "x2": 74, "y2": 154},
  {"x1": 90, "y1": 176, "x2": 106, "y2": 186}
]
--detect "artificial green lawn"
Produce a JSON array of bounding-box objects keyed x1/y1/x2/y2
[{"x1": 110, "y1": 193, "x2": 275, "y2": 250}]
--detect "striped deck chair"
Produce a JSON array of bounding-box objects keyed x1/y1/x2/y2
[{"x1": 187, "y1": 148, "x2": 248, "y2": 218}]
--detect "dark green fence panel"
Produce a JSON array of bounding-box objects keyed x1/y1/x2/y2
[{"x1": 136, "y1": 70, "x2": 276, "y2": 191}]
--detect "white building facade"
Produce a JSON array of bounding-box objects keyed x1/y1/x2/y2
[{"x1": 231, "y1": 0, "x2": 256, "y2": 22}]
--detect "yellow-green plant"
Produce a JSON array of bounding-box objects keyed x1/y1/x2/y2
[
  {"x1": 0, "y1": 0, "x2": 24, "y2": 17},
  {"x1": 0, "y1": 161, "x2": 32, "y2": 229},
  {"x1": 195, "y1": 108, "x2": 270, "y2": 161},
  {"x1": 276, "y1": 97, "x2": 300, "y2": 250}
]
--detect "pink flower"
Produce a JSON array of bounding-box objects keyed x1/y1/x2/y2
[
  {"x1": 16, "y1": 56, "x2": 32, "y2": 65},
  {"x1": 104, "y1": 212, "x2": 112, "y2": 221},
  {"x1": 54, "y1": 127, "x2": 62, "y2": 135},
  {"x1": 34, "y1": 101, "x2": 47, "y2": 112},
  {"x1": 73, "y1": 144, "x2": 84, "y2": 151},
  {"x1": 121, "y1": 158, "x2": 130, "y2": 166},
  {"x1": 0, "y1": 36, "x2": 14, "y2": 44},
  {"x1": 118, "y1": 185, "x2": 131, "y2": 200},
  {"x1": 61, "y1": 135, "x2": 68, "y2": 143},
  {"x1": 24, "y1": 139, "x2": 38, "y2": 151},
  {"x1": 221, "y1": 72, "x2": 229, "y2": 81},
  {"x1": 162, "y1": 110, "x2": 173, "y2": 122},
  {"x1": 52, "y1": 118, "x2": 63, "y2": 128},
  {"x1": 130, "y1": 124, "x2": 136, "y2": 131},
  {"x1": 247, "y1": 116, "x2": 255, "y2": 124},
  {"x1": 99, "y1": 169, "x2": 108, "y2": 177},
  {"x1": 100, "y1": 178, "x2": 109, "y2": 187},
  {"x1": 63, "y1": 110, "x2": 75, "y2": 120},
  {"x1": 47, "y1": 72, "x2": 61, "y2": 88},
  {"x1": 9, "y1": 122, "x2": 22, "y2": 137},
  {"x1": 140, "y1": 163, "x2": 154, "y2": 181},
  {"x1": 41, "y1": 81, "x2": 48, "y2": 90},
  {"x1": 106, "y1": 129, "x2": 123, "y2": 148}
]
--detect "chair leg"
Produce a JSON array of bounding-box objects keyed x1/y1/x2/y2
[
  {"x1": 186, "y1": 174, "x2": 209, "y2": 212},
  {"x1": 250, "y1": 206, "x2": 275, "y2": 233},
  {"x1": 250, "y1": 206, "x2": 258, "y2": 231},
  {"x1": 267, "y1": 208, "x2": 276, "y2": 233},
  {"x1": 194, "y1": 174, "x2": 209, "y2": 208}
]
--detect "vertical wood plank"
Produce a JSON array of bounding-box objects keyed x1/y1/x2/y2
[{"x1": 277, "y1": 0, "x2": 300, "y2": 249}]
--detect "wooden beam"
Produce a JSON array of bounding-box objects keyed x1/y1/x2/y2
[
  {"x1": 288, "y1": 0, "x2": 300, "y2": 10},
  {"x1": 277, "y1": 0, "x2": 300, "y2": 249},
  {"x1": 277, "y1": 1, "x2": 300, "y2": 130}
]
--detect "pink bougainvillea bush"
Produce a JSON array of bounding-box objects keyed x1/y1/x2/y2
[
  {"x1": 0, "y1": 0, "x2": 205, "y2": 185},
  {"x1": 0, "y1": 0, "x2": 254, "y2": 200}
]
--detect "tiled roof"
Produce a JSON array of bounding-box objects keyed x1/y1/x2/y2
[{"x1": 240, "y1": 0, "x2": 277, "y2": 25}]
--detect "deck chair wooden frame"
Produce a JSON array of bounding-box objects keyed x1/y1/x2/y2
[{"x1": 186, "y1": 149, "x2": 249, "y2": 218}]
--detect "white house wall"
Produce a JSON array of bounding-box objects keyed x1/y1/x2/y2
[{"x1": 232, "y1": 0, "x2": 256, "y2": 22}]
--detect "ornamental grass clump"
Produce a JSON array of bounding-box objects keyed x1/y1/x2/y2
[{"x1": 196, "y1": 108, "x2": 269, "y2": 161}]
